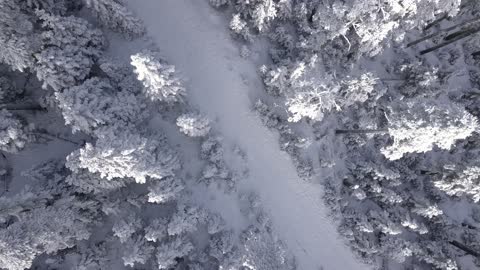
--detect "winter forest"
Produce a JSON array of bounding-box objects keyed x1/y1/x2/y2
[{"x1": 1, "y1": 0, "x2": 480, "y2": 269}]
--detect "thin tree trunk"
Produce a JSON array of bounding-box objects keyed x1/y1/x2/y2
[
  {"x1": 449, "y1": 240, "x2": 480, "y2": 257},
  {"x1": 380, "y1": 78, "x2": 405, "y2": 82},
  {"x1": 335, "y1": 129, "x2": 388, "y2": 135},
  {"x1": 28, "y1": 131, "x2": 82, "y2": 146},
  {"x1": 444, "y1": 26, "x2": 480, "y2": 41},
  {"x1": 0, "y1": 152, "x2": 10, "y2": 195},
  {"x1": 0, "y1": 104, "x2": 46, "y2": 111},
  {"x1": 407, "y1": 17, "x2": 480, "y2": 48},
  {"x1": 424, "y1": 14, "x2": 448, "y2": 31},
  {"x1": 22, "y1": 73, "x2": 32, "y2": 90},
  {"x1": 420, "y1": 27, "x2": 480, "y2": 55},
  {"x1": 472, "y1": 51, "x2": 480, "y2": 57},
  {"x1": 465, "y1": 90, "x2": 480, "y2": 96},
  {"x1": 461, "y1": 222, "x2": 479, "y2": 230}
]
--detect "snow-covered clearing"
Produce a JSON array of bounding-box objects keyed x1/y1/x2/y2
[{"x1": 127, "y1": 1, "x2": 369, "y2": 269}]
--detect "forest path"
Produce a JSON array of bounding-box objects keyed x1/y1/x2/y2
[{"x1": 127, "y1": 1, "x2": 369, "y2": 269}]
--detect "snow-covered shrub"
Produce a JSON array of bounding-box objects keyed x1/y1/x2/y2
[
  {"x1": 0, "y1": 76, "x2": 23, "y2": 102},
  {"x1": 0, "y1": 109, "x2": 29, "y2": 153},
  {"x1": 240, "y1": 227, "x2": 294, "y2": 270},
  {"x1": 144, "y1": 218, "x2": 168, "y2": 243},
  {"x1": 156, "y1": 235, "x2": 193, "y2": 270},
  {"x1": 147, "y1": 176, "x2": 184, "y2": 204},
  {"x1": 167, "y1": 204, "x2": 206, "y2": 236},
  {"x1": 209, "y1": 0, "x2": 228, "y2": 8},
  {"x1": 254, "y1": 100, "x2": 281, "y2": 128},
  {"x1": 396, "y1": 62, "x2": 440, "y2": 97},
  {"x1": 412, "y1": 204, "x2": 443, "y2": 219},
  {"x1": 112, "y1": 214, "x2": 142, "y2": 243},
  {"x1": 262, "y1": 65, "x2": 290, "y2": 96},
  {"x1": 230, "y1": 14, "x2": 252, "y2": 41},
  {"x1": 206, "y1": 213, "x2": 226, "y2": 235},
  {"x1": 208, "y1": 231, "x2": 239, "y2": 267},
  {"x1": 199, "y1": 137, "x2": 234, "y2": 188},
  {"x1": 201, "y1": 137, "x2": 225, "y2": 164},
  {"x1": 176, "y1": 113, "x2": 211, "y2": 137},
  {"x1": 122, "y1": 236, "x2": 154, "y2": 267}
]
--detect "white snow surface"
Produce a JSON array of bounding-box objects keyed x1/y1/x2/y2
[{"x1": 127, "y1": 1, "x2": 369, "y2": 269}]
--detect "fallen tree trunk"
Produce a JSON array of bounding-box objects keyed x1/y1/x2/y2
[
  {"x1": 0, "y1": 104, "x2": 46, "y2": 111},
  {"x1": 449, "y1": 240, "x2": 480, "y2": 257},
  {"x1": 424, "y1": 13, "x2": 448, "y2": 31},
  {"x1": 420, "y1": 27, "x2": 480, "y2": 55},
  {"x1": 28, "y1": 131, "x2": 83, "y2": 146},
  {"x1": 407, "y1": 17, "x2": 480, "y2": 48},
  {"x1": 335, "y1": 129, "x2": 388, "y2": 135}
]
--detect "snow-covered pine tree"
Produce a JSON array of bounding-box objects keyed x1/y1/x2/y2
[
  {"x1": 0, "y1": 109, "x2": 30, "y2": 153},
  {"x1": 147, "y1": 176, "x2": 185, "y2": 204},
  {"x1": 176, "y1": 113, "x2": 211, "y2": 137},
  {"x1": 131, "y1": 50, "x2": 186, "y2": 103},
  {"x1": 0, "y1": 196, "x2": 95, "y2": 270},
  {"x1": 21, "y1": 0, "x2": 76, "y2": 15},
  {"x1": 145, "y1": 218, "x2": 168, "y2": 243},
  {"x1": 156, "y1": 235, "x2": 193, "y2": 270},
  {"x1": 251, "y1": 0, "x2": 277, "y2": 32},
  {"x1": 434, "y1": 165, "x2": 480, "y2": 203},
  {"x1": 83, "y1": 0, "x2": 145, "y2": 39},
  {"x1": 112, "y1": 214, "x2": 143, "y2": 243},
  {"x1": 0, "y1": 0, "x2": 35, "y2": 71},
  {"x1": 55, "y1": 77, "x2": 115, "y2": 134},
  {"x1": 167, "y1": 204, "x2": 207, "y2": 236},
  {"x1": 229, "y1": 13, "x2": 252, "y2": 41},
  {"x1": 209, "y1": 0, "x2": 228, "y2": 9},
  {"x1": 66, "y1": 128, "x2": 180, "y2": 183},
  {"x1": 66, "y1": 169, "x2": 130, "y2": 194},
  {"x1": 122, "y1": 235, "x2": 154, "y2": 267},
  {"x1": 0, "y1": 188, "x2": 50, "y2": 223},
  {"x1": 239, "y1": 226, "x2": 295, "y2": 270},
  {"x1": 35, "y1": 10, "x2": 105, "y2": 91},
  {"x1": 381, "y1": 98, "x2": 478, "y2": 160},
  {"x1": 55, "y1": 77, "x2": 146, "y2": 134}
]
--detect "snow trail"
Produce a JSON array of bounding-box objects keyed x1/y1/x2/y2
[{"x1": 127, "y1": 1, "x2": 369, "y2": 269}]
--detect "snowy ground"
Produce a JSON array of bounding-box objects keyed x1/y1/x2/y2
[{"x1": 126, "y1": 1, "x2": 370, "y2": 269}]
